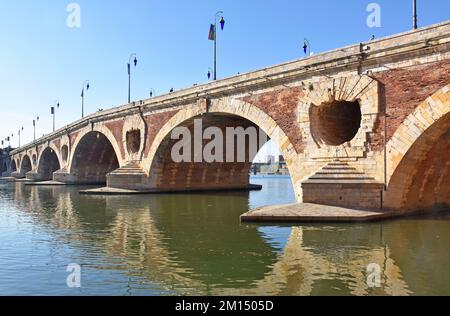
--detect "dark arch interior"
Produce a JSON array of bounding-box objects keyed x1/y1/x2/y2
[
  {"x1": 311, "y1": 101, "x2": 362, "y2": 146},
  {"x1": 37, "y1": 148, "x2": 61, "y2": 181},
  {"x1": 11, "y1": 160, "x2": 17, "y2": 172},
  {"x1": 149, "y1": 113, "x2": 272, "y2": 192},
  {"x1": 20, "y1": 155, "x2": 32, "y2": 176},
  {"x1": 71, "y1": 132, "x2": 120, "y2": 184}
]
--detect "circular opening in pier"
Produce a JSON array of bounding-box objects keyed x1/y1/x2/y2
[{"x1": 312, "y1": 100, "x2": 362, "y2": 146}]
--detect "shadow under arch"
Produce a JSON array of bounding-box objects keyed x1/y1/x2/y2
[
  {"x1": 20, "y1": 155, "x2": 32, "y2": 177},
  {"x1": 36, "y1": 147, "x2": 61, "y2": 181},
  {"x1": 385, "y1": 85, "x2": 450, "y2": 211},
  {"x1": 142, "y1": 99, "x2": 299, "y2": 195},
  {"x1": 10, "y1": 159, "x2": 17, "y2": 173},
  {"x1": 69, "y1": 131, "x2": 120, "y2": 184}
]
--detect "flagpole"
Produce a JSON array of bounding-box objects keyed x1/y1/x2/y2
[
  {"x1": 81, "y1": 80, "x2": 89, "y2": 118},
  {"x1": 213, "y1": 11, "x2": 224, "y2": 81}
]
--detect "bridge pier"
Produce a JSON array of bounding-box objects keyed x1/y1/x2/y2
[
  {"x1": 53, "y1": 170, "x2": 107, "y2": 185},
  {"x1": 302, "y1": 161, "x2": 385, "y2": 210}
]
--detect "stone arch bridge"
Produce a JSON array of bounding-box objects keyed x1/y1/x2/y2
[{"x1": 3, "y1": 22, "x2": 450, "y2": 214}]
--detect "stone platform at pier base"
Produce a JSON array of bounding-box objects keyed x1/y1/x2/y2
[
  {"x1": 240, "y1": 203, "x2": 404, "y2": 223},
  {"x1": 79, "y1": 184, "x2": 263, "y2": 195}
]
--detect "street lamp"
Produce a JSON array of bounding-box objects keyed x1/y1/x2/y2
[
  {"x1": 128, "y1": 53, "x2": 138, "y2": 103},
  {"x1": 51, "y1": 100, "x2": 60, "y2": 132},
  {"x1": 81, "y1": 80, "x2": 90, "y2": 118},
  {"x1": 33, "y1": 115, "x2": 39, "y2": 141},
  {"x1": 207, "y1": 67, "x2": 214, "y2": 80},
  {"x1": 303, "y1": 38, "x2": 311, "y2": 57},
  {"x1": 208, "y1": 11, "x2": 225, "y2": 80},
  {"x1": 18, "y1": 127, "x2": 23, "y2": 148}
]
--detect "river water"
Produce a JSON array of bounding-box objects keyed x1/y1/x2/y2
[{"x1": 0, "y1": 176, "x2": 449, "y2": 296}]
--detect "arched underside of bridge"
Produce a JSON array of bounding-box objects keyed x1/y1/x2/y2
[
  {"x1": 69, "y1": 131, "x2": 120, "y2": 184},
  {"x1": 19, "y1": 155, "x2": 32, "y2": 178},
  {"x1": 35, "y1": 147, "x2": 61, "y2": 181},
  {"x1": 146, "y1": 113, "x2": 270, "y2": 192},
  {"x1": 385, "y1": 113, "x2": 450, "y2": 212},
  {"x1": 10, "y1": 160, "x2": 17, "y2": 173}
]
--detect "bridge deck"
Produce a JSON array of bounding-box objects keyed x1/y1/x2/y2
[{"x1": 241, "y1": 203, "x2": 403, "y2": 223}]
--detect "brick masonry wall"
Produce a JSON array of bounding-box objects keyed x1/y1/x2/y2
[
  {"x1": 242, "y1": 87, "x2": 305, "y2": 154},
  {"x1": 104, "y1": 121, "x2": 125, "y2": 158},
  {"x1": 144, "y1": 110, "x2": 179, "y2": 158},
  {"x1": 370, "y1": 60, "x2": 450, "y2": 151}
]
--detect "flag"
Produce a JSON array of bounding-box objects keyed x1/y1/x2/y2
[
  {"x1": 51, "y1": 107, "x2": 54, "y2": 115},
  {"x1": 81, "y1": 89, "x2": 84, "y2": 98},
  {"x1": 208, "y1": 24, "x2": 215, "y2": 41}
]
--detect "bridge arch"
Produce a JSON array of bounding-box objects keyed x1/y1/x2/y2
[
  {"x1": 142, "y1": 98, "x2": 301, "y2": 196},
  {"x1": 385, "y1": 85, "x2": 450, "y2": 211},
  {"x1": 9, "y1": 159, "x2": 17, "y2": 174},
  {"x1": 69, "y1": 129, "x2": 121, "y2": 184},
  {"x1": 36, "y1": 146, "x2": 61, "y2": 181},
  {"x1": 20, "y1": 155, "x2": 32, "y2": 177}
]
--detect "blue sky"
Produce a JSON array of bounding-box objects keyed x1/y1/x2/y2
[{"x1": 0, "y1": 0, "x2": 449, "y2": 153}]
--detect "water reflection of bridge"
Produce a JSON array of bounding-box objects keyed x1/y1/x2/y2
[{"x1": 9, "y1": 184, "x2": 413, "y2": 296}]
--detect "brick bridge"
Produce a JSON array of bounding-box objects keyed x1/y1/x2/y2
[{"x1": 3, "y1": 22, "x2": 450, "y2": 214}]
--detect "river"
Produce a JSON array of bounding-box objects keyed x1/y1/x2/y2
[{"x1": 0, "y1": 176, "x2": 449, "y2": 296}]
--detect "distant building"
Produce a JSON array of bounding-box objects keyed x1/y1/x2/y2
[{"x1": 266, "y1": 155, "x2": 275, "y2": 164}]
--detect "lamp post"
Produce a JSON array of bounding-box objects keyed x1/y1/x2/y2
[
  {"x1": 128, "y1": 54, "x2": 138, "y2": 103},
  {"x1": 81, "y1": 80, "x2": 90, "y2": 118},
  {"x1": 413, "y1": 0, "x2": 418, "y2": 29},
  {"x1": 207, "y1": 67, "x2": 214, "y2": 80},
  {"x1": 51, "y1": 101, "x2": 60, "y2": 132},
  {"x1": 209, "y1": 11, "x2": 225, "y2": 80},
  {"x1": 33, "y1": 115, "x2": 39, "y2": 141},
  {"x1": 18, "y1": 127, "x2": 23, "y2": 148},
  {"x1": 303, "y1": 38, "x2": 311, "y2": 57}
]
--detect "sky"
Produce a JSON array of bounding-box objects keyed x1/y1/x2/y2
[{"x1": 0, "y1": 0, "x2": 449, "y2": 160}]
